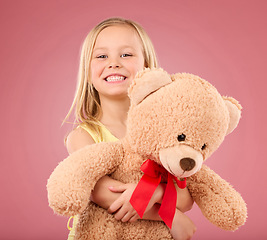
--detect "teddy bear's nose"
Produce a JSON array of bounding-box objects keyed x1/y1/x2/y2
[{"x1": 180, "y1": 158, "x2": 196, "y2": 172}]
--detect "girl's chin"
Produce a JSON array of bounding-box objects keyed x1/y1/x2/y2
[{"x1": 99, "y1": 90, "x2": 130, "y2": 100}]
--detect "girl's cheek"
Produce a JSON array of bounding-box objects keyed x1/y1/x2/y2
[{"x1": 91, "y1": 61, "x2": 103, "y2": 73}]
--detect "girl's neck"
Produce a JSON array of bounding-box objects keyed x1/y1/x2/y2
[{"x1": 99, "y1": 95, "x2": 130, "y2": 128}]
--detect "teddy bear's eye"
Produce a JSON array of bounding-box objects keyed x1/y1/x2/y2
[
  {"x1": 201, "y1": 144, "x2": 207, "y2": 150},
  {"x1": 177, "y1": 134, "x2": 186, "y2": 142}
]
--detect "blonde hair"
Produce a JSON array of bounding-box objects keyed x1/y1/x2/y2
[{"x1": 64, "y1": 17, "x2": 159, "y2": 134}]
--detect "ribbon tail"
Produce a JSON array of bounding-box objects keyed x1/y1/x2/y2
[
  {"x1": 158, "y1": 173, "x2": 177, "y2": 229},
  {"x1": 130, "y1": 174, "x2": 161, "y2": 218},
  {"x1": 175, "y1": 177, "x2": 187, "y2": 189}
]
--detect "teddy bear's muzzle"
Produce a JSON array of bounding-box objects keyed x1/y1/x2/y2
[{"x1": 159, "y1": 145, "x2": 203, "y2": 178}]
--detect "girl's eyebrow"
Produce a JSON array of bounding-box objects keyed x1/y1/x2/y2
[
  {"x1": 93, "y1": 45, "x2": 135, "y2": 52},
  {"x1": 93, "y1": 47, "x2": 107, "y2": 52},
  {"x1": 120, "y1": 45, "x2": 135, "y2": 50}
]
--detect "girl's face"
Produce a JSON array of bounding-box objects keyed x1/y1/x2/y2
[{"x1": 90, "y1": 25, "x2": 145, "y2": 100}]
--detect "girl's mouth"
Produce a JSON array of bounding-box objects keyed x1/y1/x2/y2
[{"x1": 105, "y1": 75, "x2": 126, "y2": 82}]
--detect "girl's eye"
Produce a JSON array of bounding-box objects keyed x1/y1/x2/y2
[
  {"x1": 97, "y1": 55, "x2": 107, "y2": 59},
  {"x1": 121, "y1": 53, "x2": 132, "y2": 58}
]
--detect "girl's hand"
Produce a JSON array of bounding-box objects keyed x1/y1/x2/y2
[
  {"x1": 108, "y1": 183, "x2": 140, "y2": 222},
  {"x1": 108, "y1": 183, "x2": 166, "y2": 223},
  {"x1": 169, "y1": 209, "x2": 196, "y2": 240}
]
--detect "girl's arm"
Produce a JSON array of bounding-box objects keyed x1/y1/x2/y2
[
  {"x1": 108, "y1": 185, "x2": 196, "y2": 240},
  {"x1": 175, "y1": 185, "x2": 194, "y2": 213},
  {"x1": 108, "y1": 183, "x2": 194, "y2": 222}
]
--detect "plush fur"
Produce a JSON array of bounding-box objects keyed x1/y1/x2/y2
[{"x1": 47, "y1": 68, "x2": 247, "y2": 239}]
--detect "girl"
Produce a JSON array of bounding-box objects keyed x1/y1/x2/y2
[{"x1": 64, "y1": 17, "x2": 196, "y2": 240}]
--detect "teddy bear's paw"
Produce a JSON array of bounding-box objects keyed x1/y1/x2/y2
[{"x1": 49, "y1": 198, "x2": 87, "y2": 216}]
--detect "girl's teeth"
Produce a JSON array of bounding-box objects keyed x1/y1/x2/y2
[{"x1": 106, "y1": 76, "x2": 125, "y2": 82}]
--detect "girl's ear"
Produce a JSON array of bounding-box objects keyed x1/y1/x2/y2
[
  {"x1": 223, "y1": 96, "x2": 242, "y2": 135},
  {"x1": 128, "y1": 68, "x2": 172, "y2": 105}
]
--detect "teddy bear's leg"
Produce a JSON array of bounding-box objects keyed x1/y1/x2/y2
[
  {"x1": 74, "y1": 203, "x2": 122, "y2": 240},
  {"x1": 187, "y1": 164, "x2": 247, "y2": 231},
  {"x1": 120, "y1": 220, "x2": 173, "y2": 240},
  {"x1": 73, "y1": 201, "x2": 174, "y2": 239},
  {"x1": 75, "y1": 207, "x2": 174, "y2": 240},
  {"x1": 75, "y1": 208, "x2": 174, "y2": 240}
]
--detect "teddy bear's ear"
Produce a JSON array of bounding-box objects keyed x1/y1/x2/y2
[
  {"x1": 223, "y1": 96, "x2": 242, "y2": 135},
  {"x1": 128, "y1": 68, "x2": 172, "y2": 105}
]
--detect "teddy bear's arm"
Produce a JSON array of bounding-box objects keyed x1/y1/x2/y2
[
  {"x1": 187, "y1": 164, "x2": 247, "y2": 231},
  {"x1": 47, "y1": 141, "x2": 124, "y2": 216}
]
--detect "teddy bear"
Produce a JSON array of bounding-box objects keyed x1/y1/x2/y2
[{"x1": 47, "y1": 68, "x2": 247, "y2": 240}]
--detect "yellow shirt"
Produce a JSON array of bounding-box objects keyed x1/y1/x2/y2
[{"x1": 67, "y1": 122, "x2": 118, "y2": 240}]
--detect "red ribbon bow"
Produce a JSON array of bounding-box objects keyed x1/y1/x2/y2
[{"x1": 130, "y1": 159, "x2": 186, "y2": 228}]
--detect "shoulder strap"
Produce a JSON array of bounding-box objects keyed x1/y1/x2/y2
[{"x1": 78, "y1": 123, "x2": 102, "y2": 143}]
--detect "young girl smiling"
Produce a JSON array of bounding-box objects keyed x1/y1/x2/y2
[{"x1": 64, "y1": 17, "x2": 196, "y2": 240}]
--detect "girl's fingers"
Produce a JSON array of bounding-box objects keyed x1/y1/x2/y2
[
  {"x1": 121, "y1": 211, "x2": 133, "y2": 222},
  {"x1": 114, "y1": 206, "x2": 128, "y2": 220},
  {"x1": 129, "y1": 213, "x2": 140, "y2": 223},
  {"x1": 108, "y1": 185, "x2": 127, "y2": 193},
  {"x1": 108, "y1": 198, "x2": 123, "y2": 213},
  {"x1": 115, "y1": 207, "x2": 136, "y2": 222}
]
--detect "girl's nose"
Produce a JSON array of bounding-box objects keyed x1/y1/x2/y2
[
  {"x1": 108, "y1": 63, "x2": 121, "y2": 69},
  {"x1": 108, "y1": 57, "x2": 121, "y2": 69}
]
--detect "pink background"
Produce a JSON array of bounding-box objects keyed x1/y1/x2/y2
[{"x1": 1, "y1": 0, "x2": 266, "y2": 239}]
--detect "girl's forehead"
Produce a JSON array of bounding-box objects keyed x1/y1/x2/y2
[{"x1": 94, "y1": 25, "x2": 143, "y2": 50}]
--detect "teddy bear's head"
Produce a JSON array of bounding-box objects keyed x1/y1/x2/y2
[{"x1": 126, "y1": 68, "x2": 241, "y2": 178}]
